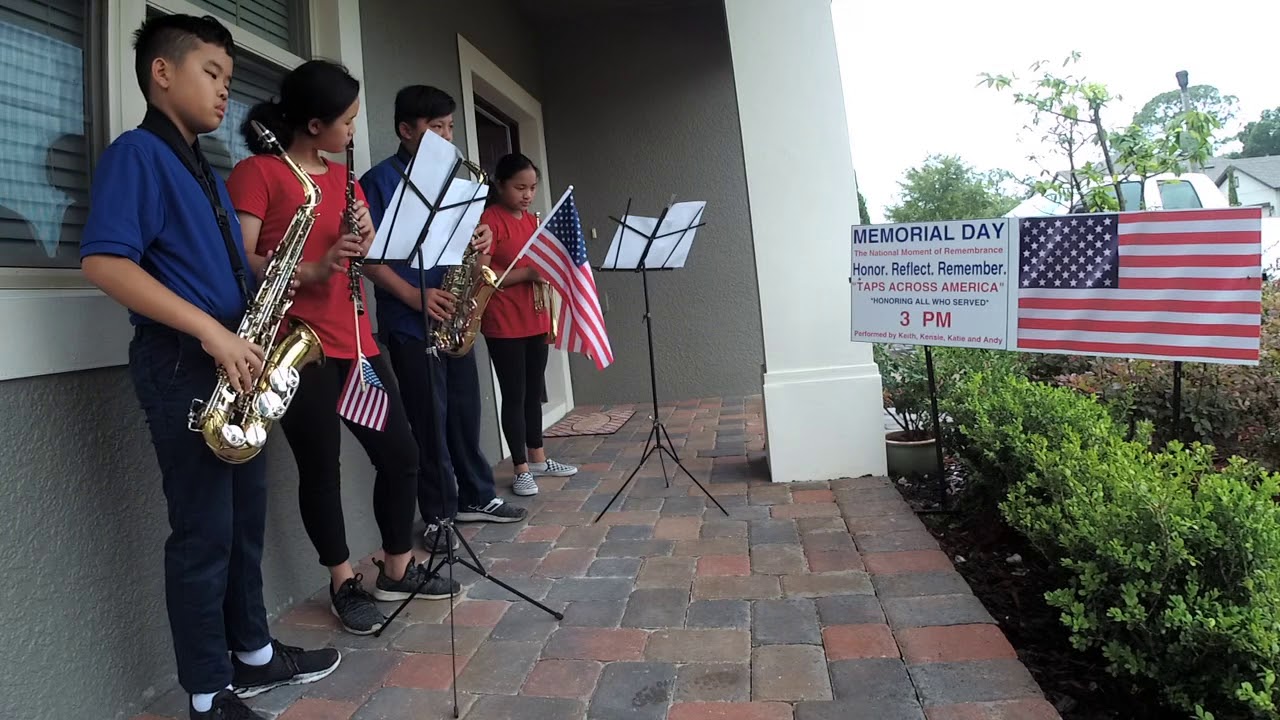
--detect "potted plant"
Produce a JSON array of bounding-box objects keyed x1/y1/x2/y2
[{"x1": 873, "y1": 344, "x2": 937, "y2": 477}]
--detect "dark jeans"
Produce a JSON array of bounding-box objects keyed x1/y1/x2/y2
[
  {"x1": 387, "y1": 335, "x2": 498, "y2": 521},
  {"x1": 279, "y1": 353, "x2": 418, "y2": 567},
  {"x1": 486, "y1": 334, "x2": 550, "y2": 466},
  {"x1": 128, "y1": 324, "x2": 271, "y2": 695}
]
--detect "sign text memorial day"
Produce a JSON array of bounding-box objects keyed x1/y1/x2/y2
[
  {"x1": 850, "y1": 208, "x2": 1265, "y2": 366},
  {"x1": 850, "y1": 219, "x2": 1012, "y2": 350}
]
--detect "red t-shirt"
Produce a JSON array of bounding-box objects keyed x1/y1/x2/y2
[
  {"x1": 227, "y1": 154, "x2": 378, "y2": 360},
  {"x1": 481, "y1": 205, "x2": 552, "y2": 340}
]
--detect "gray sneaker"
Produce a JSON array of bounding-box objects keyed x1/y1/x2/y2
[
  {"x1": 513, "y1": 472, "x2": 539, "y2": 496},
  {"x1": 423, "y1": 523, "x2": 460, "y2": 555},
  {"x1": 529, "y1": 459, "x2": 578, "y2": 477},
  {"x1": 456, "y1": 498, "x2": 528, "y2": 523},
  {"x1": 372, "y1": 557, "x2": 459, "y2": 601}
]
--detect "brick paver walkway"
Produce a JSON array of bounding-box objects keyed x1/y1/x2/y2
[{"x1": 137, "y1": 396, "x2": 1060, "y2": 720}]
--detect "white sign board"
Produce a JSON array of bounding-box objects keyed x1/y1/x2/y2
[{"x1": 850, "y1": 219, "x2": 1012, "y2": 349}]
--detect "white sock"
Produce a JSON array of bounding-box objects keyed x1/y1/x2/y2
[
  {"x1": 191, "y1": 686, "x2": 231, "y2": 713},
  {"x1": 235, "y1": 642, "x2": 274, "y2": 667}
]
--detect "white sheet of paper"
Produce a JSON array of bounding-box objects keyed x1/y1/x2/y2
[
  {"x1": 602, "y1": 201, "x2": 704, "y2": 269},
  {"x1": 603, "y1": 216, "x2": 658, "y2": 269},
  {"x1": 411, "y1": 178, "x2": 487, "y2": 269},
  {"x1": 654, "y1": 201, "x2": 705, "y2": 268},
  {"x1": 368, "y1": 130, "x2": 487, "y2": 269}
]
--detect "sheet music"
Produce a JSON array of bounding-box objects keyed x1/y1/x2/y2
[
  {"x1": 602, "y1": 200, "x2": 705, "y2": 270},
  {"x1": 657, "y1": 201, "x2": 704, "y2": 268},
  {"x1": 368, "y1": 129, "x2": 487, "y2": 268},
  {"x1": 604, "y1": 216, "x2": 657, "y2": 269}
]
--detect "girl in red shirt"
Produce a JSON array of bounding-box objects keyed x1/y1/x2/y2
[
  {"x1": 480, "y1": 153, "x2": 579, "y2": 497},
  {"x1": 226, "y1": 60, "x2": 457, "y2": 637}
]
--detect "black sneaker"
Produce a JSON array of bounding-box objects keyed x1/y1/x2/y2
[
  {"x1": 372, "y1": 556, "x2": 460, "y2": 601},
  {"x1": 230, "y1": 640, "x2": 341, "y2": 699},
  {"x1": 190, "y1": 689, "x2": 265, "y2": 719},
  {"x1": 456, "y1": 498, "x2": 528, "y2": 523},
  {"x1": 329, "y1": 575, "x2": 387, "y2": 635},
  {"x1": 424, "y1": 522, "x2": 460, "y2": 555}
]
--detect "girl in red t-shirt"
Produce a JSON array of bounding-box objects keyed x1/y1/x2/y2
[
  {"x1": 480, "y1": 153, "x2": 580, "y2": 497},
  {"x1": 226, "y1": 60, "x2": 457, "y2": 637}
]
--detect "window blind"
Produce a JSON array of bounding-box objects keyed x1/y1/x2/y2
[
  {"x1": 188, "y1": 0, "x2": 296, "y2": 54},
  {"x1": 0, "y1": 0, "x2": 91, "y2": 269}
]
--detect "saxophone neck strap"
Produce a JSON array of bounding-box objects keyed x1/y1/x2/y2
[{"x1": 138, "y1": 106, "x2": 251, "y2": 304}]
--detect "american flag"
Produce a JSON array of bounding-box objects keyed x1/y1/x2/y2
[
  {"x1": 1015, "y1": 207, "x2": 1263, "y2": 365},
  {"x1": 524, "y1": 189, "x2": 614, "y2": 370},
  {"x1": 337, "y1": 355, "x2": 389, "y2": 431}
]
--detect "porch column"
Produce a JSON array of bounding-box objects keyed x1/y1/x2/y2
[{"x1": 724, "y1": 0, "x2": 887, "y2": 482}]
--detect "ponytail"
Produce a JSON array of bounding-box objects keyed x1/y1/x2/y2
[{"x1": 241, "y1": 100, "x2": 290, "y2": 154}]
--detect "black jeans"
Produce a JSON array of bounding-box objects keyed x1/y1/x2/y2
[
  {"x1": 486, "y1": 334, "x2": 549, "y2": 466},
  {"x1": 279, "y1": 353, "x2": 418, "y2": 567},
  {"x1": 129, "y1": 324, "x2": 271, "y2": 695},
  {"x1": 387, "y1": 335, "x2": 498, "y2": 521}
]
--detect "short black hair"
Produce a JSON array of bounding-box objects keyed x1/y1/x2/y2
[
  {"x1": 394, "y1": 85, "x2": 456, "y2": 136},
  {"x1": 132, "y1": 14, "x2": 235, "y2": 100}
]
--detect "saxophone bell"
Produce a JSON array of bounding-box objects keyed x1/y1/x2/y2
[{"x1": 188, "y1": 119, "x2": 326, "y2": 464}]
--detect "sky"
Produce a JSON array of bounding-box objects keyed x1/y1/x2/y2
[{"x1": 831, "y1": 0, "x2": 1280, "y2": 223}]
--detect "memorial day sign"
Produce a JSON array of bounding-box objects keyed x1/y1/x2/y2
[
  {"x1": 851, "y1": 207, "x2": 1265, "y2": 366},
  {"x1": 850, "y1": 219, "x2": 1012, "y2": 349}
]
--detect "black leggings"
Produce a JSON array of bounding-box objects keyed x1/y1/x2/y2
[
  {"x1": 279, "y1": 352, "x2": 419, "y2": 567},
  {"x1": 487, "y1": 335, "x2": 549, "y2": 466}
]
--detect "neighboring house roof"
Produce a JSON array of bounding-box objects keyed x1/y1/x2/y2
[{"x1": 1201, "y1": 155, "x2": 1280, "y2": 189}]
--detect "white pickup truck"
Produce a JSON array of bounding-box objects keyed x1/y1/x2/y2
[{"x1": 1006, "y1": 172, "x2": 1280, "y2": 276}]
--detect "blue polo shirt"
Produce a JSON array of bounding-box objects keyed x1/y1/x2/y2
[
  {"x1": 362, "y1": 145, "x2": 446, "y2": 342},
  {"x1": 81, "y1": 127, "x2": 250, "y2": 327}
]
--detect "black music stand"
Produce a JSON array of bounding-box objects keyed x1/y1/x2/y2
[
  {"x1": 365, "y1": 132, "x2": 563, "y2": 718},
  {"x1": 592, "y1": 197, "x2": 729, "y2": 522}
]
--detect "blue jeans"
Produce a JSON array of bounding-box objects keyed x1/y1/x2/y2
[
  {"x1": 386, "y1": 335, "x2": 498, "y2": 520},
  {"x1": 128, "y1": 324, "x2": 271, "y2": 694}
]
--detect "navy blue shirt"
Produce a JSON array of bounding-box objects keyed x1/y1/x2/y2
[
  {"x1": 81, "y1": 123, "x2": 251, "y2": 327},
  {"x1": 362, "y1": 145, "x2": 445, "y2": 342}
]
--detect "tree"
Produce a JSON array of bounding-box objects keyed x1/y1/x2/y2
[
  {"x1": 885, "y1": 154, "x2": 1021, "y2": 223},
  {"x1": 1235, "y1": 107, "x2": 1280, "y2": 158},
  {"x1": 980, "y1": 53, "x2": 1219, "y2": 213},
  {"x1": 1132, "y1": 85, "x2": 1239, "y2": 149},
  {"x1": 857, "y1": 191, "x2": 871, "y2": 224}
]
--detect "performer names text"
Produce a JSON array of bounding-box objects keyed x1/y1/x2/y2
[{"x1": 850, "y1": 220, "x2": 1011, "y2": 349}]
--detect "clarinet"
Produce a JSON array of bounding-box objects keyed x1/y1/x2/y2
[{"x1": 345, "y1": 139, "x2": 365, "y2": 315}]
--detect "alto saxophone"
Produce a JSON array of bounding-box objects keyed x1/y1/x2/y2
[
  {"x1": 431, "y1": 159, "x2": 500, "y2": 357},
  {"x1": 188, "y1": 120, "x2": 325, "y2": 464}
]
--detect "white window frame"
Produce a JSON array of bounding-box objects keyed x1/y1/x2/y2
[
  {"x1": 0, "y1": 0, "x2": 368, "y2": 382},
  {"x1": 456, "y1": 35, "x2": 574, "y2": 458}
]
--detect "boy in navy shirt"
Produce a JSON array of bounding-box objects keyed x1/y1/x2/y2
[
  {"x1": 362, "y1": 85, "x2": 528, "y2": 553},
  {"x1": 80, "y1": 14, "x2": 339, "y2": 720}
]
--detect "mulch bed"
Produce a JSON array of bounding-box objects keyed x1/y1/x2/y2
[{"x1": 893, "y1": 462, "x2": 1169, "y2": 719}]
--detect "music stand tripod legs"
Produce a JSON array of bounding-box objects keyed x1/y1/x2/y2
[{"x1": 593, "y1": 237, "x2": 729, "y2": 522}]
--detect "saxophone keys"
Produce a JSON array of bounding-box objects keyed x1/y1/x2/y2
[
  {"x1": 221, "y1": 424, "x2": 248, "y2": 448},
  {"x1": 243, "y1": 424, "x2": 268, "y2": 449},
  {"x1": 256, "y1": 391, "x2": 287, "y2": 420}
]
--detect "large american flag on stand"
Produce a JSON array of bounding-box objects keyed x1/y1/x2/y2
[
  {"x1": 1015, "y1": 207, "x2": 1263, "y2": 365},
  {"x1": 524, "y1": 189, "x2": 615, "y2": 370}
]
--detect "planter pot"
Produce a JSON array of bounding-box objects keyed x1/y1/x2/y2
[{"x1": 885, "y1": 430, "x2": 937, "y2": 477}]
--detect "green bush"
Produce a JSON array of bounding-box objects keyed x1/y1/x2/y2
[{"x1": 953, "y1": 370, "x2": 1280, "y2": 719}]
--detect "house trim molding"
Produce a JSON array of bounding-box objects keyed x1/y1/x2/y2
[{"x1": 455, "y1": 34, "x2": 574, "y2": 458}]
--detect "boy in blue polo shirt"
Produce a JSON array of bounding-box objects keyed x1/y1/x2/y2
[
  {"x1": 362, "y1": 85, "x2": 528, "y2": 553},
  {"x1": 80, "y1": 14, "x2": 339, "y2": 720}
]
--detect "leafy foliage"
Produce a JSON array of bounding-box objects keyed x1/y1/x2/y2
[
  {"x1": 885, "y1": 154, "x2": 1022, "y2": 223},
  {"x1": 979, "y1": 53, "x2": 1220, "y2": 214},
  {"x1": 944, "y1": 367, "x2": 1280, "y2": 719},
  {"x1": 1235, "y1": 107, "x2": 1280, "y2": 159},
  {"x1": 1132, "y1": 85, "x2": 1240, "y2": 150}
]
